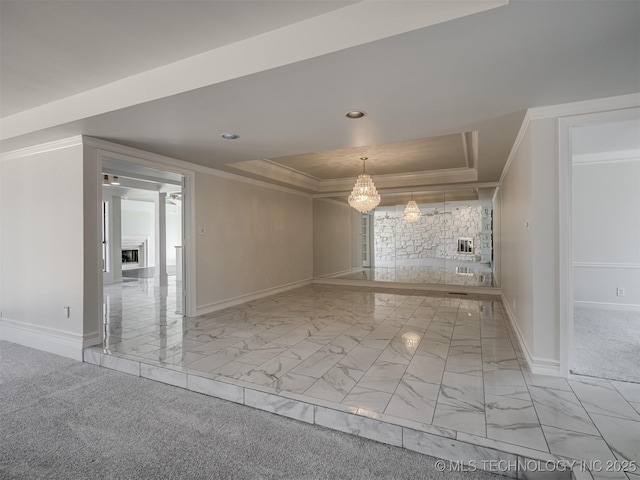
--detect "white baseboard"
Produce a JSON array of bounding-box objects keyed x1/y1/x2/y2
[
  {"x1": 500, "y1": 293, "x2": 562, "y2": 377},
  {"x1": 0, "y1": 317, "x2": 84, "y2": 361},
  {"x1": 574, "y1": 301, "x2": 640, "y2": 313},
  {"x1": 196, "y1": 278, "x2": 313, "y2": 316}
]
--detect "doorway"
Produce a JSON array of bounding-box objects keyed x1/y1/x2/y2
[
  {"x1": 100, "y1": 155, "x2": 192, "y2": 355},
  {"x1": 362, "y1": 214, "x2": 372, "y2": 268},
  {"x1": 563, "y1": 108, "x2": 640, "y2": 383}
]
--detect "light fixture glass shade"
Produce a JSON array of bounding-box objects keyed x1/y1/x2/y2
[
  {"x1": 348, "y1": 173, "x2": 380, "y2": 213},
  {"x1": 402, "y1": 200, "x2": 421, "y2": 222},
  {"x1": 103, "y1": 174, "x2": 110, "y2": 185},
  {"x1": 110, "y1": 176, "x2": 120, "y2": 186}
]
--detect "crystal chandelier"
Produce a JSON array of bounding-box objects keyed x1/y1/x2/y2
[
  {"x1": 348, "y1": 157, "x2": 380, "y2": 213},
  {"x1": 402, "y1": 193, "x2": 421, "y2": 222}
]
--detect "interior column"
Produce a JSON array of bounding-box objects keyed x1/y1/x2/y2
[
  {"x1": 154, "y1": 192, "x2": 168, "y2": 286},
  {"x1": 110, "y1": 195, "x2": 122, "y2": 283}
]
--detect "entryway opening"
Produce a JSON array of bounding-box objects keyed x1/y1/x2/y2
[
  {"x1": 568, "y1": 109, "x2": 640, "y2": 383},
  {"x1": 100, "y1": 156, "x2": 189, "y2": 354}
]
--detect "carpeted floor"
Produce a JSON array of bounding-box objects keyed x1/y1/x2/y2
[
  {"x1": 572, "y1": 307, "x2": 640, "y2": 383},
  {"x1": 0, "y1": 341, "x2": 499, "y2": 480}
]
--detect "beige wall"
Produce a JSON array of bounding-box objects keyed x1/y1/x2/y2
[
  {"x1": 499, "y1": 117, "x2": 564, "y2": 367},
  {"x1": 0, "y1": 144, "x2": 87, "y2": 359},
  {"x1": 498, "y1": 125, "x2": 534, "y2": 355},
  {"x1": 313, "y1": 198, "x2": 360, "y2": 277},
  {"x1": 530, "y1": 118, "x2": 560, "y2": 363},
  {"x1": 82, "y1": 144, "x2": 102, "y2": 344},
  {"x1": 195, "y1": 173, "x2": 313, "y2": 310}
]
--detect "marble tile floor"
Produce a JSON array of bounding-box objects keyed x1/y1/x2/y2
[{"x1": 96, "y1": 281, "x2": 639, "y2": 479}]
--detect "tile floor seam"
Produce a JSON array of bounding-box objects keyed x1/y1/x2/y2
[{"x1": 521, "y1": 375, "x2": 552, "y2": 454}]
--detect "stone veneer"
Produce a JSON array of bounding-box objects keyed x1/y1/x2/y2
[{"x1": 374, "y1": 205, "x2": 492, "y2": 265}]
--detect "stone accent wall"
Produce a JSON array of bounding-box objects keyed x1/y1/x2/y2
[{"x1": 374, "y1": 205, "x2": 492, "y2": 264}]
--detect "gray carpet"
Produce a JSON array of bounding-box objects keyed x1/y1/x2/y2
[
  {"x1": 572, "y1": 307, "x2": 640, "y2": 383},
  {"x1": 0, "y1": 341, "x2": 498, "y2": 480}
]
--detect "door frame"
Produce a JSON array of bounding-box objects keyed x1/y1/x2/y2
[
  {"x1": 558, "y1": 106, "x2": 639, "y2": 377},
  {"x1": 97, "y1": 148, "x2": 197, "y2": 318},
  {"x1": 362, "y1": 214, "x2": 372, "y2": 268}
]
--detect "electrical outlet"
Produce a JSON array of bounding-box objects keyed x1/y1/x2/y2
[
  {"x1": 616, "y1": 287, "x2": 625, "y2": 297},
  {"x1": 63, "y1": 306, "x2": 70, "y2": 318}
]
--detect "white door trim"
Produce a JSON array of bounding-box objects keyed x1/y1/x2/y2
[
  {"x1": 97, "y1": 149, "x2": 197, "y2": 318},
  {"x1": 558, "y1": 106, "x2": 640, "y2": 377}
]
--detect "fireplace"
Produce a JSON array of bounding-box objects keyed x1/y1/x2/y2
[
  {"x1": 121, "y1": 237, "x2": 148, "y2": 270},
  {"x1": 122, "y1": 249, "x2": 139, "y2": 264}
]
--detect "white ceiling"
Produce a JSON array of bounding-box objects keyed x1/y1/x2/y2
[
  {"x1": 1, "y1": 0, "x2": 639, "y2": 191},
  {"x1": 0, "y1": 0, "x2": 355, "y2": 116}
]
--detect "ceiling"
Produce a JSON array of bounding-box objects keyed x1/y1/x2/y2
[
  {"x1": 1, "y1": 0, "x2": 639, "y2": 193},
  {"x1": 247, "y1": 132, "x2": 474, "y2": 180},
  {"x1": 0, "y1": 0, "x2": 356, "y2": 116}
]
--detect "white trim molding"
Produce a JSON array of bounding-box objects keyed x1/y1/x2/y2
[
  {"x1": 95, "y1": 145, "x2": 198, "y2": 318},
  {"x1": 87, "y1": 136, "x2": 312, "y2": 198},
  {"x1": 558, "y1": 103, "x2": 640, "y2": 378},
  {"x1": 0, "y1": 135, "x2": 83, "y2": 162},
  {"x1": 501, "y1": 293, "x2": 562, "y2": 377},
  {"x1": 499, "y1": 93, "x2": 640, "y2": 185},
  {"x1": 229, "y1": 159, "x2": 478, "y2": 194},
  {"x1": 0, "y1": 317, "x2": 84, "y2": 361},
  {"x1": 320, "y1": 167, "x2": 478, "y2": 193},
  {"x1": 499, "y1": 110, "x2": 532, "y2": 185},
  {"x1": 196, "y1": 279, "x2": 313, "y2": 316},
  {"x1": 529, "y1": 93, "x2": 640, "y2": 121}
]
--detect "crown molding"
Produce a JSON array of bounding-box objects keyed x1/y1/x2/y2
[
  {"x1": 528, "y1": 92, "x2": 640, "y2": 121},
  {"x1": 319, "y1": 167, "x2": 478, "y2": 193},
  {"x1": 227, "y1": 159, "x2": 320, "y2": 192},
  {"x1": 314, "y1": 197, "x2": 350, "y2": 208},
  {"x1": 461, "y1": 131, "x2": 478, "y2": 169},
  {"x1": 0, "y1": 135, "x2": 83, "y2": 162},
  {"x1": 313, "y1": 181, "x2": 499, "y2": 199},
  {"x1": 499, "y1": 93, "x2": 640, "y2": 185},
  {"x1": 85, "y1": 137, "x2": 312, "y2": 198},
  {"x1": 228, "y1": 156, "x2": 478, "y2": 194}
]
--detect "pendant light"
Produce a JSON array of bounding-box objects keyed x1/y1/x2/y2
[
  {"x1": 402, "y1": 192, "x2": 421, "y2": 222},
  {"x1": 348, "y1": 157, "x2": 380, "y2": 213}
]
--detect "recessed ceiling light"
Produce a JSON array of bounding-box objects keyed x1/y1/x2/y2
[
  {"x1": 221, "y1": 133, "x2": 239, "y2": 140},
  {"x1": 345, "y1": 111, "x2": 366, "y2": 119}
]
